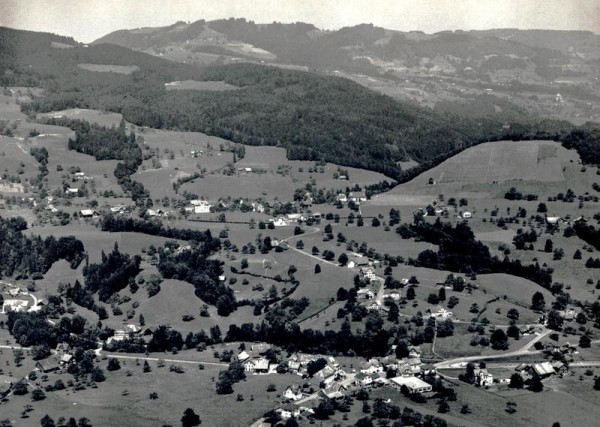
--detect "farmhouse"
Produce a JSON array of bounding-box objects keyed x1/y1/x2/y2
[
  {"x1": 284, "y1": 385, "x2": 304, "y2": 401},
  {"x1": 244, "y1": 358, "x2": 270, "y2": 373},
  {"x1": 354, "y1": 372, "x2": 374, "y2": 387},
  {"x1": 546, "y1": 216, "x2": 563, "y2": 225},
  {"x1": 271, "y1": 218, "x2": 288, "y2": 227},
  {"x1": 430, "y1": 306, "x2": 453, "y2": 319},
  {"x1": 237, "y1": 350, "x2": 250, "y2": 362},
  {"x1": 110, "y1": 204, "x2": 128, "y2": 214},
  {"x1": 360, "y1": 267, "x2": 377, "y2": 281},
  {"x1": 65, "y1": 188, "x2": 79, "y2": 195},
  {"x1": 35, "y1": 359, "x2": 61, "y2": 373},
  {"x1": 357, "y1": 288, "x2": 375, "y2": 299},
  {"x1": 390, "y1": 376, "x2": 433, "y2": 394},
  {"x1": 531, "y1": 362, "x2": 555, "y2": 378},
  {"x1": 1, "y1": 299, "x2": 29, "y2": 313},
  {"x1": 460, "y1": 211, "x2": 473, "y2": 219},
  {"x1": 79, "y1": 209, "x2": 98, "y2": 218},
  {"x1": 349, "y1": 191, "x2": 367, "y2": 203},
  {"x1": 336, "y1": 193, "x2": 348, "y2": 203}
]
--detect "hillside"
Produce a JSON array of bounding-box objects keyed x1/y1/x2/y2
[
  {"x1": 93, "y1": 19, "x2": 599, "y2": 81},
  {"x1": 3, "y1": 26, "x2": 599, "y2": 183}
]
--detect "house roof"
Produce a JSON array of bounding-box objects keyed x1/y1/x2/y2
[
  {"x1": 532, "y1": 362, "x2": 555, "y2": 376},
  {"x1": 390, "y1": 376, "x2": 432, "y2": 391},
  {"x1": 252, "y1": 358, "x2": 270, "y2": 370}
]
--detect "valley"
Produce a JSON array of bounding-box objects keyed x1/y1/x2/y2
[{"x1": 0, "y1": 21, "x2": 599, "y2": 427}]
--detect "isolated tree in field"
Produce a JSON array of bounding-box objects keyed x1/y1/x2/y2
[
  {"x1": 531, "y1": 292, "x2": 546, "y2": 311},
  {"x1": 490, "y1": 329, "x2": 509, "y2": 350},
  {"x1": 544, "y1": 239, "x2": 553, "y2": 253},
  {"x1": 438, "y1": 287, "x2": 446, "y2": 301},
  {"x1": 107, "y1": 358, "x2": 121, "y2": 371},
  {"x1": 537, "y1": 203, "x2": 547, "y2": 213},
  {"x1": 32, "y1": 388, "x2": 46, "y2": 401},
  {"x1": 406, "y1": 287, "x2": 416, "y2": 300},
  {"x1": 507, "y1": 308, "x2": 520, "y2": 320},
  {"x1": 181, "y1": 408, "x2": 201, "y2": 427},
  {"x1": 579, "y1": 335, "x2": 591, "y2": 348}
]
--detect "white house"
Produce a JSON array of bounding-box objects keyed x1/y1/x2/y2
[
  {"x1": 65, "y1": 188, "x2": 79, "y2": 195},
  {"x1": 461, "y1": 211, "x2": 472, "y2": 219},
  {"x1": 271, "y1": 218, "x2": 288, "y2": 227},
  {"x1": 336, "y1": 193, "x2": 348, "y2": 203},
  {"x1": 474, "y1": 368, "x2": 494, "y2": 387},
  {"x1": 79, "y1": 209, "x2": 97, "y2": 218},
  {"x1": 349, "y1": 191, "x2": 367, "y2": 203},
  {"x1": 284, "y1": 385, "x2": 304, "y2": 401},
  {"x1": 357, "y1": 288, "x2": 375, "y2": 299},
  {"x1": 546, "y1": 216, "x2": 563, "y2": 225},
  {"x1": 390, "y1": 376, "x2": 433, "y2": 393}
]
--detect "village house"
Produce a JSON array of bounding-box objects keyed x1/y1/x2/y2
[
  {"x1": 384, "y1": 291, "x2": 401, "y2": 301},
  {"x1": 0, "y1": 375, "x2": 14, "y2": 398},
  {"x1": 283, "y1": 385, "x2": 304, "y2": 401},
  {"x1": 430, "y1": 306, "x2": 453, "y2": 319},
  {"x1": 244, "y1": 358, "x2": 270, "y2": 374},
  {"x1": 546, "y1": 216, "x2": 563, "y2": 225},
  {"x1": 147, "y1": 209, "x2": 166, "y2": 217},
  {"x1": 35, "y1": 358, "x2": 62, "y2": 373},
  {"x1": 288, "y1": 360, "x2": 301, "y2": 373},
  {"x1": 360, "y1": 267, "x2": 377, "y2": 282},
  {"x1": 65, "y1": 187, "x2": 79, "y2": 195},
  {"x1": 79, "y1": 209, "x2": 98, "y2": 218},
  {"x1": 390, "y1": 376, "x2": 433, "y2": 394},
  {"x1": 110, "y1": 204, "x2": 127, "y2": 214},
  {"x1": 336, "y1": 193, "x2": 348, "y2": 203},
  {"x1": 190, "y1": 200, "x2": 212, "y2": 214},
  {"x1": 460, "y1": 211, "x2": 472, "y2": 219},
  {"x1": 237, "y1": 350, "x2": 250, "y2": 362},
  {"x1": 1, "y1": 299, "x2": 29, "y2": 314},
  {"x1": 250, "y1": 343, "x2": 272, "y2": 355},
  {"x1": 271, "y1": 217, "x2": 288, "y2": 227},
  {"x1": 408, "y1": 346, "x2": 422, "y2": 359},
  {"x1": 531, "y1": 362, "x2": 555, "y2": 379},
  {"x1": 252, "y1": 202, "x2": 265, "y2": 213},
  {"x1": 357, "y1": 288, "x2": 375, "y2": 299},
  {"x1": 354, "y1": 372, "x2": 375, "y2": 387},
  {"x1": 474, "y1": 368, "x2": 494, "y2": 387},
  {"x1": 349, "y1": 191, "x2": 367, "y2": 203}
]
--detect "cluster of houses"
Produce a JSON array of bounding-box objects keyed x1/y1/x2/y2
[
  {"x1": 335, "y1": 191, "x2": 367, "y2": 206},
  {"x1": 237, "y1": 344, "x2": 275, "y2": 374},
  {"x1": 34, "y1": 344, "x2": 75, "y2": 374},
  {"x1": 0, "y1": 287, "x2": 32, "y2": 314},
  {"x1": 106, "y1": 324, "x2": 143, "y2": 345},
  {"x1": 274, "y1": 345, "x2": 434, "y2": 420}
]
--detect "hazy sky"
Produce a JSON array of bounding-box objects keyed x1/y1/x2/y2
[{"x1": 1, "y1": 0, "x2": 599, "y2": 43}]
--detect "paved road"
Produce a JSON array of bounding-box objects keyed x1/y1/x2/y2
[
  {"x1": 434, "y1": 327, "x2": 551, "y2": 370},
  {"x1": 96, "y1": 350, "x2": 229, "y2": 367}
]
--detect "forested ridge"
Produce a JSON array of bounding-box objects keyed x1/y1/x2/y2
[{"x1": 3, "y1": 27, "x2": 600, "y2": 181}]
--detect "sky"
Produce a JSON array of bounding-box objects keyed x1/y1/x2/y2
[{"x1": 1, "y1": 0, "x2": 599, "y2": 43}]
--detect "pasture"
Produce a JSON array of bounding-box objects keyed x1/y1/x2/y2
[
  {"x1": 77, "y1": 64, "x2": 140, "y2": 74},
  {"x1": 164, "y1": 80, "x2": 239, "y2": 91},
  {"x1": 37, "y1": 108, "x2": 124, "y2": 128},
  {"x1": 0, "y1": 354, "x2": 298, "y2": 427}
]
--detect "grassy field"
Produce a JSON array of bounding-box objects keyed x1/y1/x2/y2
[
  {"x1": 164, "y1": 80, "x2": 239, "y2": 91},
  {"x1": 77, "y1": 64, "x2": 140, "y2": 74},
  {"x1": 0, "y1": 354, "x2": 299, "y2": 427},
  {"x1": 37, "y1": 108, "x2": 124, "y2": 128}
]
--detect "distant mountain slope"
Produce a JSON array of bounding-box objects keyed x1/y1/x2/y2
[
  {"x1": 93, "y1": 18, "x2": 596, "y2": 80},
  {"x1": 3, "y1": 27, "x2": 598, "y2": 182}
]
